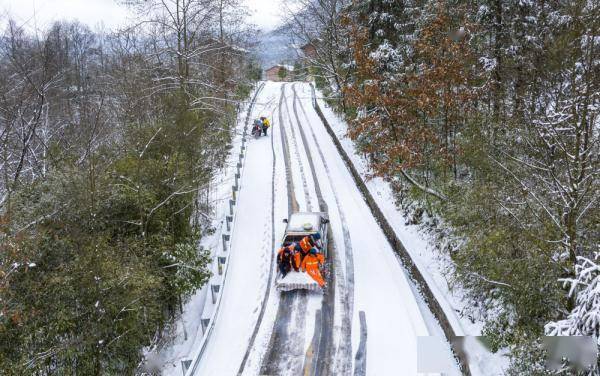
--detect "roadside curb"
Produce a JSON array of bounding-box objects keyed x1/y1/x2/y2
[{"x1": 309, "y1": 83, "x2": 471, "y2": 376}]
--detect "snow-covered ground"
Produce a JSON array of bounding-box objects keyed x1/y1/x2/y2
[
  {"x1": 291, "y1": 82, "x2": 447, "y2": 375},
  {"x1": 300, "y1": 83, "x2": 510, "y2": 375},
  {"x1": 187, "y1": 82, "x2": 285, "y2": 375},
  {"x1": 155, "y1": 81, "x2": 509, "y2": 376},
  {"x1": 147, "y1": 82, "x2": 277, "y2": 376}
]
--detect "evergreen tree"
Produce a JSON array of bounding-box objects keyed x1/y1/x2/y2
[
  {"x1": 339, "y1": 0, "x2": 599, "y2": 371},
  {"x1": 0, "y1": 1, "x2": 255, "y2": 371}
]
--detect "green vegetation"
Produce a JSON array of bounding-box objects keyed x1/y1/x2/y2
[
  {"x1": 302, "y1": 0, "x2": 599, "y2": 370},
  {"x1": 0, "y1": 1, "x2": 256, "y2": 372},
  {"x1": 278, "y1": 66, "x2": 288, "y2": 81}
]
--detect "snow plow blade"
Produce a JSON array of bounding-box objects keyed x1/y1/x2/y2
[{"x1": 276, "y1": 271, "x2": 321, "y2": 292}]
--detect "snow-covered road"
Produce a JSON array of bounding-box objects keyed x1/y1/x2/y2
[
  {"x1": 188, "y1": 82, "x2": 282, "y2": 375},
  {"x1": 293, "y1": 83, "x2": 431, "y2": 375},
  {"x1": 189, "y1": 81, "x2": 460, "y2": 376}
]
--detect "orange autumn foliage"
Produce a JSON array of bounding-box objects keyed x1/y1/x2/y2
[{"x1": 343, "y1": 1, "x2": 478, "y2": 178}]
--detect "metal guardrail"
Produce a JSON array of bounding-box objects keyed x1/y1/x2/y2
[{"x1": 183, "y1": 82, "x2": 266, "y2": 376}]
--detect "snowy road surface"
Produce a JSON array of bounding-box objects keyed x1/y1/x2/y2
[{"x1": 189, "y1": 82, "x2": 459, "y2": 375}]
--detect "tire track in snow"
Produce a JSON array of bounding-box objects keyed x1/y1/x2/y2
[
  {"x1": 278, "y1": 84, "x2": 299, "y2": 215},
  {"x1": 293, "y1": 84, "x2": 355, "y2": 376},
  {"x1": 282, "y1": 89, "x2": 313, "y2": 212},
  {"x1": 260, "y1": 84, "x2": 309, "y2": 376},
  {"x1": 185, "y1": 82, "x2": 264, "y2": 376},
  {"x1": 353, "y1": 311, "x2": 367, "y2": 376},
  {"x1": 236, "y1": 84, "x2": 280, "y2": 375},
  {"x1": 308, "y1": 84, "x2": 472, "y2": 375},
  {"x1": 287, "y1": 84, "x2": 334, "y2": 376}
]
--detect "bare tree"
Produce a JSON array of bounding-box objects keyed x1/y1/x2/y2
[
  {"x1": 121, "y1": 0, "x2": 250, "y2": 111},
  {"x1": 0, "y1": 20, "x2": 64, "y2": 217},
  {"x1": 284, "y1": 0, "x2": 352, "y2": 110}
]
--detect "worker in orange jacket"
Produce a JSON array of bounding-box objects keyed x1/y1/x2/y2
[
  {"x1": 295, "y1": 233, "x2": 322, "y2": 269},
  {"x1": 301, "y1": 248, "x2": 326, "y2": 287},
  {"x1": 277, "y1": 247, "x2": 294, "y2": 277},
  {"x1": 278, "y1": 243, "x2": 301, "y2": 276}
]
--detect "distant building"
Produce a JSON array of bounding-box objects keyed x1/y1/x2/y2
[
  {"x1": 300, "y1": 42, "x2": 317, "y2": 59},
  {"x1": 265, "y1": 64, "x2": 294, "y2": 82}
]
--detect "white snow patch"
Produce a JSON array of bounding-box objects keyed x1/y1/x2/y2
[{"x1": 308, "y1": 83, "x2": 509, "y2": 375}]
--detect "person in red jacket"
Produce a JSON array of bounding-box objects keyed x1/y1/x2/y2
[
  {"x1": 277, "y1": 247, "x2": 294, "y2": 277},
  {"x1": 278, "y1": 243, "x2": 301, "y2": 277},
  {"x1": 301, "y1": 248, "x2": 325, "y2": 287}
]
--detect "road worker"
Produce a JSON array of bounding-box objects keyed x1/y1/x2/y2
[
  {"x1": 260, "y1": 116, "x2": 270, "y2": 136},
  {"x1": 294, "y1": 232, "x2": 322, "y2": 269},
  {"x1": 279, "y1": 242, "x2": 302, "y2": 275},
  {"x1": 277, "y1": 247, "x2": 295, "y2": 277},
  {"x1": 302, "y1": 232, "x2": 322, "y2": 251},
  {"x1": 301, "y1": 248, "x2": 325, "y2": 287},
  {"x1": 252, "y1": 119, "x2": 263, "y2": 137}
]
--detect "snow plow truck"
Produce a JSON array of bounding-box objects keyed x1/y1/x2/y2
[{"x1": 276, "y1": 212, "x2": 329, "y2": 292}]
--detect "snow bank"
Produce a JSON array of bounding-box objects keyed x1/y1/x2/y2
[{"x1": 306, "y1": 83, "x2": 509, "y2": 375}]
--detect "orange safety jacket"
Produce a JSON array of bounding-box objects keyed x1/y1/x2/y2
[
  {"x1": 297, "y1": 236, "x2": 319, "y2": 269},
  {"x1": 299, "y1": 236, "x2": 315, "y2": 253},
  {"x1": 281, "y1": 243, "x2": 301, "y2": 270},
  {"x1": 277, "y1": 247, "x2": 292, "y2": 259},
  {"x1": 294, "y1": 251, "x2": 302, "y2": 270},
  {"x1": 301, "y1": 253, "x2": 325, "y2": 287},
  {"x1": 278, "y1": 248, "x2": 294, "y2": 269}
]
